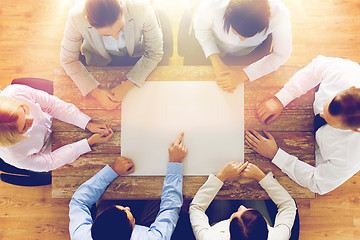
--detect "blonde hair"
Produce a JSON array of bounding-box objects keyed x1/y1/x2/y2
[{"x1": 0, "y1": 96, "x2": 29, "y2": 146}]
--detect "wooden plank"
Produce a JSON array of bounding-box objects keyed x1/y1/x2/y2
[
  {"x1": 52, "y1": 153, "x2": 315, "y2": 177},
  {"x1": 52, "y1": 174, "x2": 314, "y2": 200}
]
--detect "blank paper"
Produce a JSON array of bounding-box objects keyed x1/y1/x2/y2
[{"x1": 121, "y1": 81, "x2": 244, "y2": 175}]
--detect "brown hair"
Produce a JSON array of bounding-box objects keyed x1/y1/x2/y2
[
  {"x1": 223, "y1": 0, "x2": 271, "y2": 38},
  {"x1": 0, "y1": 96, "x2": 29, "y2": 146},
  {"x1": 328, "y1": 88, "x2": 360, "y2": 129},
  {"x1": 229, "y1": 209, "x2": 268, "y2": 240},
  {"x1": 85, "y1": 0, "x2": 122, "y2": 28}
]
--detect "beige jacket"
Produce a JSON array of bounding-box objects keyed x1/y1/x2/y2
[
  {"x1": 60, "y1": 0, "x2": 163, "y2": 96},
  {"x1": 189, "y1": 173, "x2": 297, "y2": 240}
]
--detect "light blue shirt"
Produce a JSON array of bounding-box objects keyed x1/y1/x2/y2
[{"x1": 69, "y1": 163, "x2": 183, "y2": 240}]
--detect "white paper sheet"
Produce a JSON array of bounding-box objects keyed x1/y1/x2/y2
[{"x1": 121, "y1": 81, "x2": 244, "y2": 175}]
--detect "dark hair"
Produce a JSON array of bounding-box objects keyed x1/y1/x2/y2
[
  {"x1": 223, "y1": 0, "x2": 271, "y2": 38},
  {"x1": 91, "y1": 205, "x2": 133, "y2": 240},
  {"x1": 85, "y1": 0, "x2": 122, "y2": 28},
  {"x1": 229, "y1": 209, "x2": 268, "y2": 240},
  {"x1": 328, "y1": 88, "x2": 360, "y2": 129}
]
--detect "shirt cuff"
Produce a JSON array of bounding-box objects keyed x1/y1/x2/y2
[
  {"x1": 77, "y1": 113, "x2": 92, "y2": 130},
  {"x1": 210, "y1": 174, "x2": 225, "y2": 187},
  {"x1": 272, "y1": 148, "x2": 291, "y2": 170},
  {"x1": 258, "y1": 172, "x2": 275, "y2": 188},
  {"x1": 125, "y1": 76, "x2": 137, "y2": 87},
  {"x1": 275, "y1": 88, "x2": 294, "y2": 107},
  {"x1": 167, "y1": 162, "x2": 183, "y2": 175},
  {"x1": 101, "y1": 164, "x2": 120, "y2": 182},
  {"x1": 77, "y1": 138, "x2": 92, "y2": 155}
]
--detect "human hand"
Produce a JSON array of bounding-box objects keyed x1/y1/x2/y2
[
  {"x1": 216, "y1": 161, "x2": 249, "y2": 182},
  {"x1": 87, "y1": 128, "x2": 114, "y2": 146},
  {"x1": 86, "y1": 120, "x2": 112, "y2": 135},
  {"x1": 168, "y1": 132, "x2": 188, "y2": 163},
  {"x1": 110, "y1": 156, "x2": 135, "y2": 176},
  {"x1": 240, "y1": 163, "x2": 266, "y2": 182},
  {"x1": 110, "y1": 80, "x2": 135, "y2": 102},
  {"x1": 216, "y1": 69, "x2": 248, "y2": 93},
  {"x1": 257, "y1": 97, "x2": 284, "y2": 125},
  {"x1": 245, "y1": 129, "x2": 278, "y2": 159},
  {"x1": 89, "y1": 88, "x2": 119, "y2": 110}
]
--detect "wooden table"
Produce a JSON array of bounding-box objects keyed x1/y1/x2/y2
[{"x1": 52, "y1": 66, "x2": 315, "y2": 200}]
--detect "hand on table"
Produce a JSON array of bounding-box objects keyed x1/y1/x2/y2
[
  {"x1": 257, "y1": 97, "x2": 284, "y2": 125},
  {"x1": 87, "y1": 128, "x2": 114, "y2": 146},
  {"x1": 168, "y1": 132, "x2": 188, "y2": 163},
  {"x1": 216, "y1": 161, "x2": 248, "y2": 182},
  {"x1": 216, "y1": 69, "x2": 248, "y2": 93},
  {"x1": 245, "y1": 129, "x2": 278, "y2": 159},
  {"x1": 86, "y1": 120, "x2": 112, "y2": 136},
  {"x1": 240, "y1": 163, "x2": 266, "y2": 182},
  {"x1": 111, "y1": 157, "x2": 135, "y2": 176},
  {"x1": 89, "y1": 88, "x2": 119, "y2": 110},
  {"x1": 111, "y1": 80, "x2": 135, "y2": 102}
]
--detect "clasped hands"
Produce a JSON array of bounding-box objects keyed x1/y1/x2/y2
[
  {"x1": 215, "y1": 68, "x2": 248, "y2": 94},
  {"x1": 216, "y1": 161, "x2": 266, "y2": 182},
  {"x1": 89, "y1": 80, "x2": 135, "y2": 110}
]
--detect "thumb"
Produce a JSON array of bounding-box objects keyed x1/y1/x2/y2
[
  {"x1": 263, "y1": 130, "x2": 274, "y2": 140},
  {"x1": 265, "y1": 114, "x2": 277, "y2": 125}
]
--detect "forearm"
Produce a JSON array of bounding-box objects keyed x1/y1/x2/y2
[
  {"x1": 272, "y1": 148, "x2": 334, "y2": 194},
  {"x1": 259, "y1": 172, "x2": 296, "y2": 233},
  {"x1": 22, "y1": 139, "x2": 91, "y2": 172},
  {"x1": 243, "y1": 22, "x2": 292, "y2": 82},
  {"x1": 189, "y1": 174, "x2": 223, "y2": 238},
  {"x1": 208, "y1": 54, "x2": 228, "y2": 77},
  {"x1": 60, "y1": 16, "x2": 100, "y2": 96},
  {"x1": 150, "y1": 163, "x2": 183, "y2": 238},
  {"x1": 69, "y1": 165, "x2": 118, "y2": 238}
]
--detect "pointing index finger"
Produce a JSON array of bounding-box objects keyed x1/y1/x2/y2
[{"x1": 175, "y1": 132, "x2": 184, "y2": 145}]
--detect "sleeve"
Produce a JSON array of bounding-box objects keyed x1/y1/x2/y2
[
  {"x1": 126, "y1": 4, "x2": 163, "y2": 87},
  {"x1": 69, "y1": 165, "x2": 119, "y2": 240},
  {"x1": 15, "y1": 139, "x2": 91, "y2": 172},
  {"x1": 272, "y1": 148, "x2": 349, "y2": 195},
  {"x1": 17, "y1": 85, "x2": 91, "y2": 129},
  {"x1": 193, "y1": 0, "x2": 220, "y2": 58},
  {"x1": 259, "y1": 172, "x2": 297, "y2": 240},
  {"x1": 146, "y1": 162, "x2": 183, "y2": 240},
  {"x1": 60, "y1": 9, "x2": 100, "y2": 96},
  {"x1": 243, "y1": 13, "x2": 292, "y2": 82},
  {"x1": 274, "y1": 55, "x2": 329, "y2": 107},
  {"x1": 189, "y1": 174, "x2": 224, "y2": 240}
]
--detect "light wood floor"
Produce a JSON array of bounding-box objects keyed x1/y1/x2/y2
[{"x1": 0, "y1": 0, "x2": 359, "y2": 239}]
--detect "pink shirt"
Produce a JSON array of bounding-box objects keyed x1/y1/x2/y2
[{"x1": 0, "y1": 84, "x2": 92, "y2": 172}]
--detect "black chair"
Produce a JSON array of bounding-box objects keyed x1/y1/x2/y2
[
  {"x1": 155, "y1": 8, "x2": 173, "y2": 63},
  {"x1": 0, "y1": 78, "x2": 53, "y2": 186}
]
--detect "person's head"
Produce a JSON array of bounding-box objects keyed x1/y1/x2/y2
[
  {"x1": 91, "y1": 205, "x2": 135, "y2": 240},
  {"x1": 320, "y1": 87, "x2": 360, "y2": 131},
  {"x1": 0, "y1": 96, "x2": 33, "y2": 147},
  {"x1": 85, "y1": 0, "x2": 125, "y2": 40},
  {"x1": 223, "y1": 0, "x2": 271, "y2": 40},
  {"x1": 229, "y1": 205, "x2": 268, "y2": 240}
]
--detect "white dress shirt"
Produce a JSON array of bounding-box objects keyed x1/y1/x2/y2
[
  {"x1": 273, "y1": 55, "x2": 360, "y2": 194},
  {"x1": 0, "y1": 85, "x2": 92, "y2": 172},
  {"x1": 189, "y1": 173, "x2": 297, "y2": 240},
  {"x1": 193, "y1": 0, "x2": 292, "y2": 81}
]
